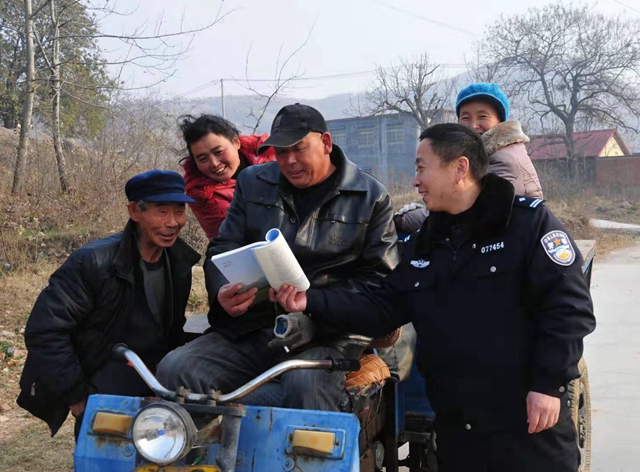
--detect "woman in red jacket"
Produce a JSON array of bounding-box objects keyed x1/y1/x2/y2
[{"x1": 179, "y1": 115, "x2": 276, "y2": 239}]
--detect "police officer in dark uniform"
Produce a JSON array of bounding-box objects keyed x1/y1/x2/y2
[{"x1": 270, "y1": 123, "x2": 596, "y2": 471}]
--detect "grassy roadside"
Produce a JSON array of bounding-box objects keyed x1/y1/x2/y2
[{"x1": 0, "y1": 264, "x2": 208, "y2": 472}]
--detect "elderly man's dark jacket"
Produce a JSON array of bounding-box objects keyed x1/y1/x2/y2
[
  {"x1": 18, "y1": 220, "x2": 200, "y2": 435},
  {"x1": 205, "y1": 145, "x2": 399, "y2": 339}
]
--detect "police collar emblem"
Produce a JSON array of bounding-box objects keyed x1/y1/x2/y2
[
  {"x1": 411, "y1": 259, "x2": 430, "y2": 269},
  {"x1": 541, "y1": 231, "x2": 575, "y2": 266}
]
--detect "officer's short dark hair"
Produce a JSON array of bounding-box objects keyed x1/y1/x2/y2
[{"x1": 419, "y1": 123, "x2": 488, "y2": 181}]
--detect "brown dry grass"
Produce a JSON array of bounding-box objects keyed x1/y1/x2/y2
[
  {"x1": 0, "y1": 266, "x2": 208, "y2": 472},
  {"x1": 0, "y1": 263, "x2": 75, "y2": 471}
]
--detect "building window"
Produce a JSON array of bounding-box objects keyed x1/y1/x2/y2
[
  {"x1": 358, "y1": 126, "x2": 375, "y2": 146},
  {"x1": 387, "y1": 123, "x2": 403, "y2": 145},
  {"x1": 332, "y1": 128, "x2": 347, "y2": 147}
]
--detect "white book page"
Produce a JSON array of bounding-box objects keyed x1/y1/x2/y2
[
  {"x1": 252, "y1": 229, "x2": 310, "y2": 291},
  {"x1": 210, "y1": 241, "x2": 270, "y2": 291}
]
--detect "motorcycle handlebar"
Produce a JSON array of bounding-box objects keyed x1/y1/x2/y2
[
  {"x1": 111, "y1": 345, "x2": 361, "y2": 404},
  {"x1": 111, "y1": 343, "x2": 129, "y2": 360}
]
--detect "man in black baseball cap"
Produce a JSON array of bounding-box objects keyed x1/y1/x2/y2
[
  {"x1": 157, "y1": 104, "x2": 403, "y2": 412},
  {"x1": 256, "y1": 103, "x2": 335, "y2": 189},
  {"x1": 257, "y1": 103, "x2": 328, "y2": 153},
  {"x1": 18, "y1": 169, "x2": 200, "y2": 439}
]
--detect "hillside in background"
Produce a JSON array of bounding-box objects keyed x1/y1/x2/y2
[
  {"x1": 165, "y1": 70, "x2": 640, "y2": 152},
  {"x1": 164, "y1": 92, "x2": 360, "y2": 135}
]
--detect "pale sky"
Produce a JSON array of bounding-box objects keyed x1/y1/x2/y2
[{"x1": 99, "y1": 0, "x2": 633, "y2": 101}]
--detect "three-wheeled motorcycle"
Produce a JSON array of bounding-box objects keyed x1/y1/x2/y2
[{"x1": 74, "y1": 240, "x2": 595, "y2": 472}]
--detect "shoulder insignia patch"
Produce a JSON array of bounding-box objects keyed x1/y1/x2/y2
[
  {"x1": 514, "y1": 196, "x2": 545, "y2": 210},
  {"x1": 541, "y1": 230, "x2": 575, "y2": 266},
  {"x1": 403, "y1": 229, "x2": 420, "y2": 243}
]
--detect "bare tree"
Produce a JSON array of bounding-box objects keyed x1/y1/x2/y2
[
  {"x1": 11, "y1": 0, "x2": 233, "y2": 194},
  {"x1": 12, "y1": 0, "x2": 35, "y2": 195},
  {"x1": 484, "y1": 3, "x2": 640, "y2": 171},
  {"x1": 238, "y1": 21, "x2": 315, "y2": 133},
  {"x1": 58, "y1": 1, "x2": 233, "y2": 88},
  {"x1": 464, "y1": 43, "x2": 504, "y2": 84},
  {"x1": 48, "y1": 0, "x2": 69, "y2": 191},
  {"x1": 363, "y1": 54, "x2": 455, "y2": 129}
]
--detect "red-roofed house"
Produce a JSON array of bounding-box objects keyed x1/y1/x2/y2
[
  {"x1": 526, "y1": 129, "x2": 640, "y2": 186},
  {"x1": 527, "y1": 129, "x2": 632, "y2": 161}
]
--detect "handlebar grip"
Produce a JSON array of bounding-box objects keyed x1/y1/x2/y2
[
  {"x1": 330, "y1": 358, "x2": 361, "y2": 372},
  {"x1": 112, "y1": 343, "x2": 129, "y2": 360}
]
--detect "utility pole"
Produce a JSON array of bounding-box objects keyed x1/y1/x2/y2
[{"x1": 221, "y1": 78, "x2": 225, "y2": 118}]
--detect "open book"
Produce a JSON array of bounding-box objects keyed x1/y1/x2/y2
[{"x1": 210, "y1": 228, "x2": 310, "y2": 293}]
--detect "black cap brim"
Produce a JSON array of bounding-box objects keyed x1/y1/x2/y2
[{"x1": 257, "y1": 129, "x2": 311, "y2": 155}]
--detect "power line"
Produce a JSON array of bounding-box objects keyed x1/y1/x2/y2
[
  {"x1": 161, "y1": 63, "x2": 469, "y2": 102},
  {"x1": 370, "y1": 0, "x2": 480, "y2": 37},
  {"x1": 223, "y1": 70, "x2": 376, "y2": 83},
  {"x1": 609, "y1": 0, "x2": 640, "y2": 14},
  {"x1": 159, "y1": 79, "x2": 219, "y2": 105},
  {"x1": 222, "y1": 63, "x2": 468, "y2": 83}
]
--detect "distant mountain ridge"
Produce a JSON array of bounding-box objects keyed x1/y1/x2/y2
[
  {"x1": 167, "y1": 74, "x2": 640, "y2": 152},
  {"x1": 165, "y1": 93, "x2": 361, "y2": 135}
]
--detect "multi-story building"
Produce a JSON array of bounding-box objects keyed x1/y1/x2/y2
[{"x1": 327, "y1": 110, "x2": 455, "y2": 184}]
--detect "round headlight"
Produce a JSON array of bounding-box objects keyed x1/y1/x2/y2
[{"x1": 132, "y1": 402, "x2": 197, "y2": 465}]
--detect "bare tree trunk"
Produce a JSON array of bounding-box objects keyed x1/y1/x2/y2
[
  {"x1": 5, "y1": 42, "x2": 22, "y2": 129},
  {"x1": 50, "y1": 0, "x2": 69, "y2": 192},
  {"x1": 3, "y1": 78, "x2": 17, "y2": 129},
  {"x1": 565, "y1": 121, "x2": 576, "y2": 180},
  {"x1": 11, "y1": 0, "x2": 35, "y2": 195}
]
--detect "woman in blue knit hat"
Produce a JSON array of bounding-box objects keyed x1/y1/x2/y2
[
  {"x1": 395, "y1": 83, "x2": 543, "y2": 234},
  {"x1": 456, "y1": 83, "x2": 542, "y2": 198}
]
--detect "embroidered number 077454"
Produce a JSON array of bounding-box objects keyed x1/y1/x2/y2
[{"x1": 481, "y1": 242, "x2": 504, "y2": 253}]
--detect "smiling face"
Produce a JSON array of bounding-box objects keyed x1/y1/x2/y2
[
  {"x1": 189, "y1": 132, "x2": 242, "y2": 183},
  {"x1": 274, "y1": 132, "x2": 335, "y2": 188},
  {"x1": 413, "y1": 139, "x2": 462, "y2": 213},
  {"x1": 128, "y1": 202, "x2": 187, "y2": 257},
  {"x1": 458, "y1": 99, "x2": 502, "y2": 135}
]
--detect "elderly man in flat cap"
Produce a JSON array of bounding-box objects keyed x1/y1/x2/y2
[{"x1": 18, "y1": 170, "x2": 200, "y2": 438}]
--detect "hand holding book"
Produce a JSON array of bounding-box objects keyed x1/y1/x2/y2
[{"x1": 211, "y1": 228, "x2": 310, "y2": 292}]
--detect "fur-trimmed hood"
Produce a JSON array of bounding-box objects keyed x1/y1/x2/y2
[{"x1": 482, "y1": 120, "x2": 530, "y2": 155}]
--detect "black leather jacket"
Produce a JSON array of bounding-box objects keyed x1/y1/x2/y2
[
  {"x1": 205, "y1": 145, "x2": 400, "y2": 338},
  {"x1": 18, "y1": 220, "x2": 200, "y2": 435}
]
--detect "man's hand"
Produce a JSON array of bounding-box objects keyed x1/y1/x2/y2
[
  {"x1": 526, "y1": 391, "x2": 561, "y2": 434},
  {"x1": 268, "y1": 312, "x2": 315, "y2": 351},
  {"x1": 70, "y1": 399, "x2": 86, "y2": 417},
  {"x1": 269, "y1": 284, "x2": 308, "y2": 313},
  {"x1": 218, "y1": 283, "x2": 258, "y2": 317}
]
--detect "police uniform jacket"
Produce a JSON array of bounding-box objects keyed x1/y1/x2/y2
[{"x1": 306, "y1": 174, "x2": 596, "y2": 433}]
